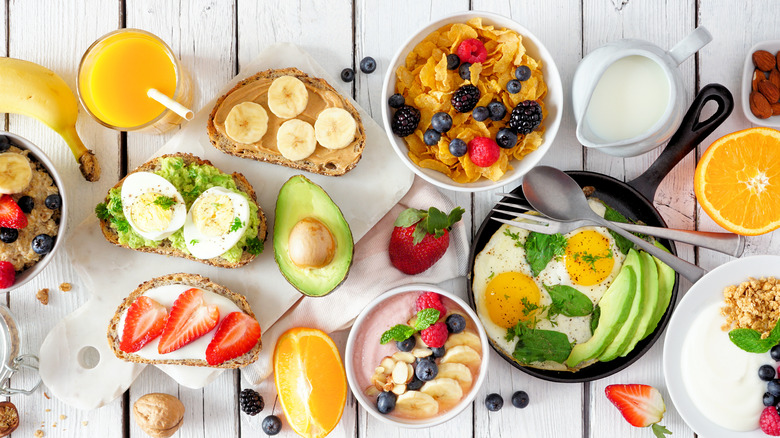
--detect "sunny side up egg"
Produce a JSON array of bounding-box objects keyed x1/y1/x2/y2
[
  {"x1": 183, "y1": 186, "x2": 250, "y2": 259},
  {"x1": 473, "y1": 200, "x2": 625, "y2": 370},
  {"x1": 121, "y1": 172, "x2": 187, "y2": 241}
]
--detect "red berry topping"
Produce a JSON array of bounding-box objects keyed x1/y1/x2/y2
[
  {"x1": 120, "y1": 296, "x2": 168, "y2": 353},
  {"x1": 416, "y1": 292, "x2": 446, "y2": 317},
  {"x1": 0, "y1": 261, "x2": 15, "y2": 289},
  {"x1": 206, "y1": 312, "x2": 262, "y2": 366},
  {"x1": 468, "y1": 137, "x2": 500, "y2": 167},
  {"x1": 762, "y1": 406, "x2": 780, "y2": 436},
  {"x1": 456, "y1": 38, "x2": 487, "y2": 64},
  {"x1": 158, "y1": 288, "x2": 219, "y2": 354},
  {"x1": 0, "y1": 195, "x2": 27, "y2": 229},
  {"x1": 389, "y1": 206, "x2": 464, "y2": 275},
  {"x1": 420, "y1": 322, "x2": 448, "y2": 348}
]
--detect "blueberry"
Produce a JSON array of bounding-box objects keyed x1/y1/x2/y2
[
  {"x1": 771, "y1": 345, "x2": 780, "y2": 361},
  {"x1": 765, "y1": 392, "x2": 778, "y2": 407},
  {"x1": 415, "y1": 358, "x2": 438, "y2": 381},
  {"x1": 32, "y1": 234, "x2": 54, "y2": 255},
  {"x1": 431, "y1": 347, "x2": 445, "y2": 358},
  {"x1": 472, "y1": 106, "x2": 490, "y2": 122},
  {"x1": 511, "y1": 390, "x2": 529, "y2": 408},
  {"x1": 44, "y1": 194, "x2": 61, "y2": 210},
  {"x1": 488, "y1": 101, "x2": 507, "y2": 121},
  {"x1": 446, "y1": 54, "x2": 460, "y2": 70},
  {"x1": 446, "y1": 314, "x2": 466, "y2": 333},
  {"x1": 341, "y1": 68, "x2": 355, "y2": 82},
  {"x1": 448, "y1": 138, "x2": 467, "y2": 157},
  {"x1": 0, "y1": 136, "x2": 10, "y2": 153},
  {"x1": 769, "y1": 379, "x2": 780, "y2": 397},
  {"x1": 17, "y1": 196, "x2": 34, "y2": 214},
  {"x1": 423, "y1": 129, "x2": 441, "y2": 146},
  {"x1": 360, "y1": 56, "x2": 377, "y2": 74},
  {"x1": 459, "y1": 62, "x2": 472, "y2": 80},
  {"x1": 431, "y1": 112, "x2": 453, "y2": 133},
  {"x1": 388, "y1": 93, "x2": 405, "y2": 109},
  {"x1": 407, "y1": 374, "x2": 424, "y2": 391},
  {"x1": 261, "y1": 415, "x2": 282, "y2": 435},
  {"x1": 0, "y1": 228, "x2": 17, "y2": 244},
  {"x1": 496, "y1": 128, "x2": 518, "y2": 149},
  {"x1": 376, "y1": 391, "x2": 397, "y2": 414},
  {"x1": 515, "y1": 65, "x2": 532, "y2": 81},
  {"x1": 396, "y1": 336, "x2": 415, "y2": 352},
  {"x1": 485, "y1": 393, "x2": 503, "y2": 411},
  {"x1": 761, "y1": 365, "x2": 776, "y2": 381},
  {"x1": 506, "y1": 79, "x2": 522, "y2": 94}
]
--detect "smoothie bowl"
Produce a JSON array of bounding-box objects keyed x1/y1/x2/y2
[{"x1": 345, "y1": 284, "x2": 489, "y2": 428}]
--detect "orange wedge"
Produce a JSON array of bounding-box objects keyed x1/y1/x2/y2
[
  {"x1": 694, "y1": 127, "x2": 780, "y2": 235},
  {"x1": 273, "y1": 328, "x2": 347, "y2": 438}
]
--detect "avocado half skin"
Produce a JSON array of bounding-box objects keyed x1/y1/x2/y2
[{"x1": 273, "y1": 175, "x2": 355, "y2": 297}]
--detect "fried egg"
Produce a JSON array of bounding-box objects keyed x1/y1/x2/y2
[
  {"x1": 183, "y1": 187, "x2": 250, "y2": 259},
  {"x1": 120, "y1": 172, "x2": 186, "y2": 241}
]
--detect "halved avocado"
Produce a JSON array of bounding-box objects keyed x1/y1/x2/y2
[{"x1": 273, "y1": 175, "x2": 354, "y2": 297}]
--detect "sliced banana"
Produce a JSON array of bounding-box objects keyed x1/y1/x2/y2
[
  {"x1": 436, "y1": 363, "x2": 473, "y2": 392},
  {"x1": 0, "y1": 153, "x2": 32, "y2": 195},
  {"x1": 225, "y1": 101, "x2": 269, "y2": 144},
  {"x1": 314, "y1": 107, "x2": 357, "y2": 150},
  {"x1": 268, "y1": 76, "x2": 309, "y2": 119},
  {"x1": 421, "y1": 377, "x2": 463, "y2": 407},
  {"x1": 440, "y1": 345, "x2": 482, "y2": 373},
  {"x1": 276, "y1": 119, "x2": 316, "y2": 161},
  {"x1": 394, "y1": 391, "x2": 438, "y2": 418},
  {"x1": 444, "y1": 331, "x2": 482, "y2": 351}
]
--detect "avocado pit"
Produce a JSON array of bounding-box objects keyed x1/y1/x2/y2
[{"x1": 288, "y1": 217, "x2": 336, "y2": 268}]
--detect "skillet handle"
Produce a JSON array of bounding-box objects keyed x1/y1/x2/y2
[{"x1": 628, "y1": 83, "x2": 734, "y2": 201}]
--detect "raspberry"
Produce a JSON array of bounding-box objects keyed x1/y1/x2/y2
[
  {"x1": 761, "y1": 406, "x2": 780, "y2": 436},
  {"x1": 416, "y1": 292, "x2": 446, "y2": 316},
  {"x1": 456, "y1": 38, "x2": 487, "y2": 64},
  {"x1": 391, "y1": 105, "x2": 420, "y2": 137},
  {"x1": 451, "y1": 85, "x2": 480, "y2": 113},
  {"x1": 508, "y1": 100, "x2": 543, "y2": 135},
  {"x1": 468, "y1": 137, "x2": 500, "y2": 167},
  {"x1": 0, "y1": 261, "x2": 15, "y2": 289},
  {"x1": 420, "y1": 322, "x2": 448, "y2": 348}
]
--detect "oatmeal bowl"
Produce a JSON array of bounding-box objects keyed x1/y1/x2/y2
[
  {"x1": 0, "y1": 132, "x2": 67, "y2": 292},
  {"x1": 345, "y1": 284, "x2": 489, "y2": 428}
]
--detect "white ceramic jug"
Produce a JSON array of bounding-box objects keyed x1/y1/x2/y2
[{"x1": 572, "y1": 27, "x2": 712, "y2": 157}]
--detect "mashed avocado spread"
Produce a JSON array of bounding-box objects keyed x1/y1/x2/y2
[{"x1": 95, "y1": 157, "x2": 263, "y2": 262}]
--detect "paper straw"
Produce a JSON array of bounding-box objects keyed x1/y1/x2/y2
[{"x1": 147, "y1": 88, "x2": 194, "y2": 120}]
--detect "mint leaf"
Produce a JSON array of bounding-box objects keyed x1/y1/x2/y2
[
  {"x1": 380, "y1": 324, "x2": 416, "y2": 345},
  {"x1": 394, "y1": 208, "x2": 426, "y2": 228},
  {"x1": 524, "y1": 232, "x2": 567, "y2": 277},
  {"x1": 544, "y1": 284, "x2": 593, "y2": 317},
  {"x1": 246, "y1": 237, "x2": 264, "y2": 255},
  {"x1": 651, "y1": 423, "x2": 672, "y2": 438},
  {"x1": 414, "y1": 308, "x2": 440, "y2": 331},
  {"x1": 512, "y1": 328, "x2": 572, "y2": 364},
  {"x1": 729, "y1": 319, "x2": 780, "y2": 353}
]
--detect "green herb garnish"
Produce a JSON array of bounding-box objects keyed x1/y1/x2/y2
[
  {"x1": 153, "y1": 195, "x2": 177, "y2": 210},
  {"x1": 245, "y1": 237, "x2": 263, "y2": 255},
  {"x1": 506, "y1": 321, "x2": 572, "y2": 364},
  {"x1": 572, "y1": 249, "x2": 613, "y2": 272},
  {"x1": 503, "y1": 228, "x2": 523, "y2": 247},
  {"x1": 379, "y1": 308, "x2": 441, "y2": 344},
  {"x1": 95, "y1": 203, "x2": 110, "y2": 220},
  {"x1": 229, "y1": 217, "x2": 244, "y2": 233},
  {"x1": 544, "y1": 284, "x2": 594, "y2": 317},
  {"x1": 189, "y1": 239, "x2": 199, "y2": 245},
  {"x1": 524, "y1": 232, "x2": 567, "y2": 277},
  {"x1": 729, "y1": 319, "x2": 780, "y2": 353}
]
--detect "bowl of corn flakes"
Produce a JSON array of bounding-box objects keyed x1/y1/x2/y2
[{"x1": 382, "y1": 12, "x2": 563, "y2": 192}]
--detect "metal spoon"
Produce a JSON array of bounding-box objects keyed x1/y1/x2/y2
[{"x1": 522, "y1": 166, "x2": 707, "y2": 283}]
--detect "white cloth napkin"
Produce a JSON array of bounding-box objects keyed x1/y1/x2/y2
[{"x1": 243, "y1": 176, "x2": 470, "y2": 383}]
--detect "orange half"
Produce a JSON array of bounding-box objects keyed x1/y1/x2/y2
[
  {"x1": 694, "y1": 127, "x2": 780, "y2": 235},
  {"x1": 273, "y1": 327, "x2": 347, "y2": 438}
]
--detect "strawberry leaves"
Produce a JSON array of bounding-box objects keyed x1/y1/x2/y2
[
  {"x1": 651, "y1": 424, "x2": 672, "y2": 438},
  {"x1": 394, "y1": 206, "x2": 465, "y2": 245}
]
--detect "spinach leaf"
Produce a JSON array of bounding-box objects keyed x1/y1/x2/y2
[
  {"x1": 544, "y1": 284, "x2": 594, "y2": 317},
  {"x1": 729, "y1": 319, "x2": 780, "y2": 353},
  {"x1": 524, "y1": 232, "x2": 567, "y2": 277},
  {"x1": 602, "y1": 203, "x2": 634, "y2": 254},
  {"x1": 512, "y1": 328, "x2": 572, "y2": 364},
  {"x1": 590, "y1": 305, "x2": 601, "y2": 335}
]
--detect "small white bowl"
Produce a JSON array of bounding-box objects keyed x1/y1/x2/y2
[
  {"x1": 0, "y1": 132, "x2": 68, "y2": 292},
  {"x1": 381, "y1": 11, "x2": 563, "y2": 192},
  {"x1": 345, "y1": 284, "x2": 490, "y2": 428},
  {"x1": 742, "y1": 41, "x2": 780, "y2": 127}
]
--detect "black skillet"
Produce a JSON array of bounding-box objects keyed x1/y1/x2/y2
[{"x1": 468, "y1": 83, "x2": 734, "y2": 382}]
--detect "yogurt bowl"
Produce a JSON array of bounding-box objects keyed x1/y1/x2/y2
[{"x1": 345, "y1": 284, "x2": 489, "y2": 428}]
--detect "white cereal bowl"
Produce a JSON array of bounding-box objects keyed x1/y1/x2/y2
[
  {"x1": 742, "y1": 41, "x2": 780, "y2": 127},
  {"x1": 0, "y1": 132, "x2": 68, "y2": 293},
  {"x1": 663, "y1": 255, "x2": 780, "y2": 437},
  {"x1": 381, "y1": 11, "x2": 563, "y2": 192},
  {"x1": 345, "y1": 283, "x2": 490, "y2": 428}
]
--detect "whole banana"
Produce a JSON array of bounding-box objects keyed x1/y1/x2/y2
[{"x1": 0, "y1": 57, "x2": 100, "y2": 181}]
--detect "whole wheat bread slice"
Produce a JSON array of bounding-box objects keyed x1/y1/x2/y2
[
  {"x1": 97, "y1": 153, "x2": 266, "y2": 268},
  {"x1": 107, "y1": 273, "x2": 262, "y2": 368},
  {"x1": 207, "y1": 67, "x2": 366, "y2": 176}
]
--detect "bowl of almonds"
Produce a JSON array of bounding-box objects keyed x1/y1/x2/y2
[{"x1": 744, "y1": 41, "x2": 780, "y2": 125}]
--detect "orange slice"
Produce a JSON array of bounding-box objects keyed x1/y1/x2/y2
[
  {"x1": 694, "y1": 127, "x2": 780, "y2": 235},
  {"x1": 273, "y1": 328, "x2": 347, "y2": 438}
]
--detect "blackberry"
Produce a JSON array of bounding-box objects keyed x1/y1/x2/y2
[
  {"x1": 391, "y1": 105, "x2": 420, "y2": 137},
  {"x1": 451, "y1": 85, "x2": 480, "y2": 113},
  {"x1": 508, "y1": 100, "x2": 543, "y2": 135},
  {"x1": 239, "y1": 388, "x2": 264, "y2": 416}
]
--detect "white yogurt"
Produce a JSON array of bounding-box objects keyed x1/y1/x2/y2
[{"x1": 681, "y1": 302, "x2": 773, "y2": 431}]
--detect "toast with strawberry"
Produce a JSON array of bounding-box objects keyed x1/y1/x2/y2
[{"x1": 107, "y1": 273, "x2": 262, "y2": 368}]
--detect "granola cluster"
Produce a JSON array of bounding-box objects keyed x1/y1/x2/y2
[{"x1": 721, "y1": 277, "x2": 780, "y2": 338}]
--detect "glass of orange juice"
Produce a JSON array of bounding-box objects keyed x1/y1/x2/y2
[{"x1": 78, "y1": 29, "x2": 193, "y2": 134}]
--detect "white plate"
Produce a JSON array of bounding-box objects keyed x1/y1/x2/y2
[{"x1": 663, "y1": 255, "x2": 780, "y2": 437}]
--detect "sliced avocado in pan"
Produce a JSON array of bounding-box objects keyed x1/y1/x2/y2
[
  {"x1": 599, "y1": 249, "x2": 643, "y2": 362},
  {"x1": 618, "y1": 250, "x2": 659, "y2": 357}
]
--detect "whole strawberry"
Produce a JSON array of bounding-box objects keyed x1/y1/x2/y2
[{"x1": 389, "y1": 206, "x2": 464, "y2": 275}]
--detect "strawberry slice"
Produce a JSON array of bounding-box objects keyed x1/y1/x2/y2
[
  {"x1": 205, "y1": 312, "x2": 261, "y2": 366},
  {"x1": 605, "y1": 384, "x2": 667, "y2": 428},
  {"x1": 158, "y1": 288, "x2": 219, "y2": 354},
  {"x1": 120, "y1": 296, "x2": 168, "y2": 353},
  {"x1": 0, "y1": 195, "x2": 27, "y2": 229}
]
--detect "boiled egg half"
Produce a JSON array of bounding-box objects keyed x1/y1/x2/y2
[
  {"x1": 184, "y1": 187, "x2": 250, "y2": 259},
  {"x1": 121, "y1": 172, "x2": 186, "y2": 241}
]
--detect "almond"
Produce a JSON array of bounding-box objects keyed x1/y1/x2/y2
[
  {"x1": 754, "y1": 50, "x2": 776, "y2": 71},
  {"x1": 771, "y1": 102, "x2": 780, "y2": 116},
  {"x1": 770, "y1": 69, "x2": 780, "y2": 89},
  {"x1": 759, "y1": 80, "x2": 780, "y2": 103},
  {"x1": 776, "y1": 51, "x2": 780, "y2": 71},
  {"x1": 753, "y1": 69, "x2": 765, "y2": 91},
  {"x1": 750, "y1": 91, "x2": 772, "y2": 119}
]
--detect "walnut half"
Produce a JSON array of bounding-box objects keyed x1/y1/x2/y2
[{"x1": 133, "y1": 393, "x2": 185, "y2": 438}]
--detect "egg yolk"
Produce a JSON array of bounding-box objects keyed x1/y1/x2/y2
[
  {"x1": 484, "y1": 272, "x2": 541, "y2": 329},
  {"x1": 191, "y1": 193, "x2": 234, "y2": 236},
  {"x1": 565, "y1": 230, "x2": 614, "y2": 286},
  {"x1": 129, "y1": 192, "x2": 173, "y2": 233}
]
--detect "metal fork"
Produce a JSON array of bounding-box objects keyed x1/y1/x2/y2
[{"x1": 491, "y1": 198, "x2": 745, "y2": 257}]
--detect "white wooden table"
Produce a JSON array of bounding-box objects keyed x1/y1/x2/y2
[{"x1": 2, "y1": 0, "x2": 776, "y2": 436}]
